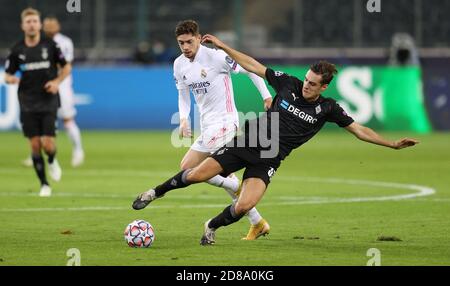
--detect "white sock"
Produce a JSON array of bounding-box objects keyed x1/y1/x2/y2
[
  {"x1": 207, "y1": 175, "x2": 239, "y2": 198},
  {"x1": 230, "y1": 199, "x2": 262, "y2": 225},
  {"x1": 65, "y1": 120, "x2": 83, "y2": 152},
  {"x1": 208, "y1": 175, "x2": 263, "y2": 226},
  {"x1": 247, "y1": 207, "x2": 263, "y2": 225}
]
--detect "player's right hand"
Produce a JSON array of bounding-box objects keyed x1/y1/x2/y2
[
  {"x1": 5, "y1": 75, "x2": 20, "y2": 84},
  {"x1": 392, "y1": 138, "x2": 419, "y2": 149},
  {"x1": 44, "y1": 80, "x2": 60, "y2": 94},
  {"x1": 179, "y1": 119, "x2": 192, "y2": 138},
  {"x1": 263, "y1": 97, "x2": 273, "y2": 111}
]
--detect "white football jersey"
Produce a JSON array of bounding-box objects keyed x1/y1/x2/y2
[
  {"x1": 173, "y1": 45, "x2": 243, "y2": 129},
  {"x1": 53, "y1": 33, "x2": 73, "y2": 88}
]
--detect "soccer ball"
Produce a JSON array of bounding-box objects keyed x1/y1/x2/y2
[{"x1": 124, "y1": 219, "x2": 155, "y2": 248}]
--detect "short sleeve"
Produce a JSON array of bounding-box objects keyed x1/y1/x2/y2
[
  {"x1": 326, "y1": 100, "x2": 354, "y2": 127},
  {"x1": 265, "y1": 68, "x2": 292, "y2": 93},
  {"x1": 5, "y1": 49, "x2": 19, "y2": 74},
  {"x1": 53, "y1": 41, "x2": 67, "y2": 66}
]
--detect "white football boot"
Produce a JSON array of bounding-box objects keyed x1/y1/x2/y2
[
  {"x1": 39, "y1": 184, "x2": 52, "y2": 197},
  {"x1": 48, "y1": 159, "x2": 62, "y2": 182}
]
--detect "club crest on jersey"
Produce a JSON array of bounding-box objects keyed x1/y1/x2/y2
[
  {"x1": 18, "y1": 54, "x2": 26, "y2": 61},
  {"x1": 315, "y1": 105, "x2": 321, "y2": 114},
  {"x1": 41, "y1": 48, "x2": 48, "y2": 60},
  {"x1": 201, "y1": 69, "x2": 207, "y2": 78}
]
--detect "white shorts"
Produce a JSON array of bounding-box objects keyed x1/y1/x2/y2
[
  {"x1": 57, "y1": 79, "x2": 77, "y2": 119},
  {"x1": 191, "y1": 122, "x2": 238, "y2": 154}
]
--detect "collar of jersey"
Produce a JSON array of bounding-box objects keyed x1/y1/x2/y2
[
  {"x1": 298, "y1": 94, "x2": 324, "y2": 105},
  {"x1": 189, "y1": 44, "x2": 205, "y2": 63}
]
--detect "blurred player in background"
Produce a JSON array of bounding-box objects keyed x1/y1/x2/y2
[
  {"x1": 43, "y1": 16, "x2": 84, "y2": 167},
  {"x1": 134, "y1": 20, "x2": 273, "y2": 240},
  {"x1": 23, "y1": 16, "x2": 85, "y2": 167},
  {"x1": 4, "y1": 8, "x2": 71, "y2": 196}
]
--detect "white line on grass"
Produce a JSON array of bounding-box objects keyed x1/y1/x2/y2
[{"x1": 0, "y1": 168, "x2": 436, "y2": 212}]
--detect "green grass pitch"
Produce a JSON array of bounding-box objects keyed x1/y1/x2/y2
[{"x1": 0, "y1": 131, "x2": 449, "y2": 265}]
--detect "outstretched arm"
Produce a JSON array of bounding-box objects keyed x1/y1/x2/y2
[
  {"x1": 345, "y1": 122, "x2": 419, "y2": 149},
  {"x1": 239, "y1": 69, "x2": 273, "y2": 110},
  {"x1": 202, "y1": 34, "x2": 267, "y2": 79}
]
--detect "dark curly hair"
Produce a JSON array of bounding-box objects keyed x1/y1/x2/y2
[
  {"x1": 175, "y1": 20, "x2": 199, "y2": 37},
  {"x1": 310, "y1": 60, "x2": 338, "y2": 85}
]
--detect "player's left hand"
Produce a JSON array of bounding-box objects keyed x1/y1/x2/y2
[
  {"x1": 392, "y1": 138, "x2": 419, "y2": 149},
  {"x1": 44, "y1": 80, "x2": 60, "y2": 94},
  {"x1": 263, "y1": 98, "x2": 273, "y2": 111}
]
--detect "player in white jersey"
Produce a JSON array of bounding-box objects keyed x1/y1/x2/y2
[
  {"x1": 43, "y1": 16, "x2": 84, "y2": 167},
  {"x1": 134, "y1": 20, "x2": 272, "y2": 240}
]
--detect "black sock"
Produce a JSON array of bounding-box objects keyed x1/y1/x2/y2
[
  {"x1": 46, "y1": 150, "x2": 56, "y2": 164},
  {"x1": 154, "y1": 169, "x2": 192, "y2": 197},
  {"x1": 32, "y1": 154, "x2": 49, "y2": 186},
  {"x1": 209, "y1": 204, "x2": 245, "y2": 230}
]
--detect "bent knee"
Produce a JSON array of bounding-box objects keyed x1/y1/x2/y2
[
  {"x1": 42, "y1": 141, "x2": 54, "y2": 151},
  {"x1": 30, "y1": 144, "x2": 41, "y2": 154},
  {"x1": 180, "y1": 156, "x2": 203, "y2": 170},
  {"x1": 29, "y1": 138, "x2": 41, "y2": 152},
  {"x1": 234, "y1": 202, "x2": 254, "y2": 215},
  {"x1": 185, "y1": 169, "x2": 207, "y2": 182},
  {"x1": 179, "y1": 161, "x2": 190, "y2": 171},
  {"x1": 41, "y1": 140, "x2": 55, "y2": 153}
]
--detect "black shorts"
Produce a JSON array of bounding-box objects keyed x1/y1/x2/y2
[
  {"x1": 20, "y1": 111, "x2": 57, "y2": 138},
  {"x1": 211, "y1": 145, "x2": 281, "y2": 187}
]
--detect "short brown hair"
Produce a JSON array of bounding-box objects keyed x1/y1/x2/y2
[
  {"x1": 21, "y1": 7, "x2": 40, "y2": 21},
  {"x1": 310, "y1": 60, "x2": 338, "y2": 85},
  {"x1": 175, "y1": 20, "x2": 199, "y2": 37},
  {"x1": 43, "y1": 15, "x2": 59, "y2": 22}
]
